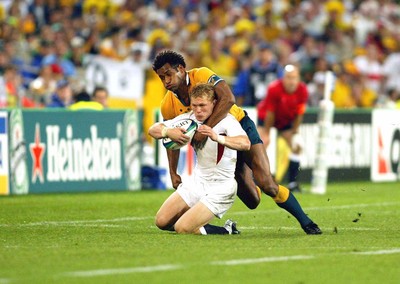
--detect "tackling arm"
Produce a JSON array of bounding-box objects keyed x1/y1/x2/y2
[
  {"x1": 191, "y1": 81, "x2": 235, "y2": 149},
  {"x1": 204, "y1": 81, "x2": 235, "y2": 128},
  {"x1": 196, "y1": 124, "x2": 250, "y2": 151}
]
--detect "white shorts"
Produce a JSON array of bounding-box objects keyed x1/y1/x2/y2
[{"x1": 177, "y1": 177, "x2": 237, "y2": 219}]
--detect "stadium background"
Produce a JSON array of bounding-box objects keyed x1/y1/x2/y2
[{"x1": 0, "y1": 0, "x2": 400, "y2": 194}]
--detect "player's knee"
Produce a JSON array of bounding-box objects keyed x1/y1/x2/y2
[
  {"x1": 155, "y1": 214, "x2": 172, "y2": 231},
  {"x1": 260, "y1": 183, "x2": 279, "y2": 197},
  {"x1": 174, "y1": 223, "x2": 192, "y2": 234},
  {"x1": 247, "y1": 197, "x2": 260, "y2": 210}
]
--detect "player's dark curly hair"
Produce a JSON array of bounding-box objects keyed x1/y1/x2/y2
[{"x1": 152, "y1": 50, "x2": 186, "y2": 71}]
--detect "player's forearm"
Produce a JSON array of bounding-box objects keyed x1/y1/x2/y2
[
  {"x1": 291, "y1": 115, "x2": 304, "y2": 133},
  {"x1": 205, "y1": 81, "x2": 234, "y2": 128},
  {"x1": 217, "y1": 135, "x2": 250, "y2": 151},
  {"x1": 148, "y1": 123, "x2": 167, "y2": 139},
  {"x1": 166, "y1": 148, "x2": 180, "y2": 175}
]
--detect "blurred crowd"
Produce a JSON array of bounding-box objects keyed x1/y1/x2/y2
[{"x1": 0, "y1": 0, "x2": 400, "y2": 110}]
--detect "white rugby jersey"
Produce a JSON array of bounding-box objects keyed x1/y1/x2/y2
[{"x1": 165, "y1": 112, "x2": 247, "y2": 181}]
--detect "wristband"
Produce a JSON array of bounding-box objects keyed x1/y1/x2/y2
[
  {"x1": 217, "y1": 135, "x2": 226, "y2": 145},
  {"x1": 161, "y1": 126, "x2": 169, "y2": 138}
]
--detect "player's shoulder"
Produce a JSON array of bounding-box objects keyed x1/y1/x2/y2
[
  {"x1": 160, "y1": 91, "x2": 176, "y2": 120},
  {"x1": 267, "y1": 79, "x2": 283, "y2": 93},
  {"x1": 219, "y1": 113, "x2": 239, "y2": 126},
  {"x1": 189, "y1": 67, "x2": 222, "y2": 85},
  {"x1": 269, "y1": 79, "x2": 282, "y2": 89},
  {"x1": 189, "y1": 66, "x2": 214, "y2": 75},
  {"x1": 298, "y1": 81, "x2": 309, "y2": 94}
]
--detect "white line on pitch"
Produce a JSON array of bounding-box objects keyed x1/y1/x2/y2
[
  {"x1": 0, "y1": 216, "x2": 153, "y2": 227},
  {"x1": 239, "y1": 226, "x2": 379, "y2": 231},
  {"x1": 233, "y1": 201, "x2": 400, "y2": 215},
  {"x1": 351, "y1": 248, "x2": 400, "y2": 255},
  {"x1": 63, "y1": 264, "x2": 183, "y2": 277},
  {"x1": 211, "y1": 255, "x2": 314, "y2": 266},
  {"x1": 62, "y1": 248, "x2": 400, "y2": 278}
]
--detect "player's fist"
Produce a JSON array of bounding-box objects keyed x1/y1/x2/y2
[{"x1": 170, "y1": 173, "x2": 182, "y2": 189}]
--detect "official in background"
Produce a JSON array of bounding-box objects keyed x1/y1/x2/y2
[{"x1": 257, "y1": 64, "x2": 308, "y2": 192}]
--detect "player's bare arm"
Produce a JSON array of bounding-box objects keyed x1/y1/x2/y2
[
  {"x1": 263, "y1": 111, "x2": 275, "y2": 147},
  {"x1": 204, "y1": 81, "x2": 235, "y2": 127},
  {"x1": 149, "y1": 123, "x2": 188, "y2": 189},
  {"x1": 197, "y1": 125, "x2": 250, "y2": 151},
  {"x1": 192, "y1": 81, "x2": 234, "y2": 148},
  {"x1": 167, "y1": 149, "x2": 182, "y2": 189},
  {"x1": 148, "y1": 122, "x2": 190, "y2": 145}
]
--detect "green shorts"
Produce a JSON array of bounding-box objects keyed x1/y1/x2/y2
[{"x1": 240, "y1": 113, "x2": 263, "y2": 145}]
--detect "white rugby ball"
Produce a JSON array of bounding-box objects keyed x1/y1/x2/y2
[{"x1": 162, "y1": 118, "x2": 198, "y2": 150}]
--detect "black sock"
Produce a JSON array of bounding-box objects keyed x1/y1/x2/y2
[{"x1": 203, "y1": 224, "x2": 229, "y2": 235}]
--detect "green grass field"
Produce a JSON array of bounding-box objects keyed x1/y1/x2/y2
[{"x1": 1, "y1": 181, "x2": 399, "y2": 284}]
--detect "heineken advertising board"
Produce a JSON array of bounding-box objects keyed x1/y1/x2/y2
[
  {"x1": 0, "y1": 111, "x2": 9, "y2": 195},
  {"x1": 8, "y1": 109, "x2": 141, "y2": 194}
]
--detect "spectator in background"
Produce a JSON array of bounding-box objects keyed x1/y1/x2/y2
[
  {"x1": 307, "y1": 71, "x2": 326, "y2": 107},
  {"x1": 42, "y1": 39, "x2": 76, "y2": 79},
  {"x1": 28, "y1": 64, "x2": 57, "y2": 106},
  {"x1": 331, "y1": 63, "x2": 357, "y2": 108},
  {"x1": 352, "y1": 75, "x2": 377, "y2": 108},
  {"x1": 376, "y1": 88, "x2": 400, "y2": 109},
  {"x1": 0, "y1": 0, "x2": 399, "y2": 114},
  {"x1": 129, "y1": 41, "x2": 151, "y2": 68},
  {"x1": 325, "y1": 28, "x2": 355, "y2": 64},
  {"x1": 47, "y1": 79, "x2": 73, "y2": 108},
  {"x1": 99, "y1": 26, "x2": 129, "y2": 61},
  {"x1": 69, "y1": 91, "x2": 103, "y2": 111},
  {"x1": 201, "y1": 38, "x2": 238, "y2": 86},
  {"x1": 244, "y1": 42, "x2": 283, "y2": 106},
  {"x1": 0, "y1": 65, "x2": 35, "y2": 108},
  {"x1": 382, "y1": 45, "x2": 400, "y2": 94},
  {"x1": 289, "y1": 34, "x2": 321, "y2": 80},
  {"x1": 91, "y1": 86, "x2": 109, "y2": 109},
  {"x1": 232, "y1": 53, "x2": 252, "y2": 107},
  {"x1": 353, "y1": 42, "x2": 384, "y2": 95}
]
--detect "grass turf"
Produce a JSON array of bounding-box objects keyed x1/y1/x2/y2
[{"x1": 1, "y1": 181, "x2": 399, "y2": 284}]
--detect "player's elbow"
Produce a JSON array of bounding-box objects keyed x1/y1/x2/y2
[
  {"x1": 227, "y1": 97, "x2": 235, "y2": 109},
  {"x1": 243, "y1": 139, "x2": 251, "y2": 151},
  {"x1": 148, "y1": 124, "x2": 162, "y2": 139},
  {"x1": 239, "y1": 138, "x2": 251, "y2": 151}
]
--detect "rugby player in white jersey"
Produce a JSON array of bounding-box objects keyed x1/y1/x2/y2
[{"x1": 148, "y1": 83, "x2": 250, "y2": 235}]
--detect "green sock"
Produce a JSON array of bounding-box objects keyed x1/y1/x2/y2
[{"x1": 277, "y1": 192, "x2": 312, "y2": 227}]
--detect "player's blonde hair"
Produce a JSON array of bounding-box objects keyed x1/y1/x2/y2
[{"x1": 190, "y1": 83, "x2": 215, "y2": 101}]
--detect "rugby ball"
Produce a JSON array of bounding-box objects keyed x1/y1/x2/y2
[{"x1": 162, "y1": 118, "x2": 198, "y2": 150}]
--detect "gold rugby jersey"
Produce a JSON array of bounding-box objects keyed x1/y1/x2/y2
[{"x1": 160, "y1": 67, "x2": 245, "y2": 121}]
